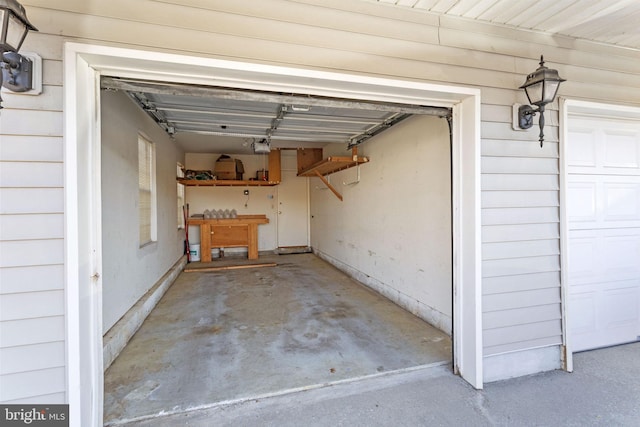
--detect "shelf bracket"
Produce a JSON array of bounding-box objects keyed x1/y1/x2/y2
[
  {"x1": 342, "y1": 163, "x2": 360, "y2": 186},
  {"x1": 315, "y1": 170, "x2": 343, "y2": 201},
  {"x1": 343, "y1": 147, "x2": 361, "y2": 186}
]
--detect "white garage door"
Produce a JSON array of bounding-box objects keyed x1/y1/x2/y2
[{"x1": 567, "y1": 115, "x2": 640, "y2": 352}]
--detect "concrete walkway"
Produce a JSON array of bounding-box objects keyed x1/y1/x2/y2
[{"x1": 119, "y1": 342, "x2": 639, "y2": 426}]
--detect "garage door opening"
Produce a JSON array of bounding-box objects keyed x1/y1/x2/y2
[
  {"x1": 64, "y1": 42, "x2": 481, "y2": 426},
  {"x1": 99, "y1": 80, "x2": 454, "y2": 423}
]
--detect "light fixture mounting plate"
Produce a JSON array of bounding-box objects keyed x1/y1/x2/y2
[{"x1": 1, "y1": 51, "x2": 42, "y2": 96}]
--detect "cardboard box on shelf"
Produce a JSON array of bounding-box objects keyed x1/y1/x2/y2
[{"x1": 215, "y1": 157, "x2": 244, "y2": 180}]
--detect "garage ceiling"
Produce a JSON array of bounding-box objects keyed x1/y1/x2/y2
[{"x1": 101, "y1": 77, "x2": 450, "y2": 154}]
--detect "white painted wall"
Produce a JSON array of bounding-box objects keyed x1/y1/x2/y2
[
  {"x1": 311, "y1": 116, "x2": 453, "y2": 333},
  {"x1": 184, "y1": 150, "x2": 307, "y2": 252},
  {"x1": 101, "y1": 90, "x2": 185, "y2": 333}
]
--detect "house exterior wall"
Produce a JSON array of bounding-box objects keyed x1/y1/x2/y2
[
  {"x1": 1, "y1": 0, "x2": 639, "y2": 403},
  {"x1": 100, "y1": 90, "x2": 185, "y2": 333},
  {"x1": 0, "y1": 26, "x2": 66, "y2": 405}
]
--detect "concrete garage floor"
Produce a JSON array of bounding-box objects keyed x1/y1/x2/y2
[{"x1": 104, "y1": 253, "x2": 451, "y2": 425}]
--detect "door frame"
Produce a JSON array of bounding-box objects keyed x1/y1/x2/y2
[
  {"x1": 559, "y1": 98, "x2": 640, "y2": 372},
  {"x1": 64, "y1": 42, "x2": 483, "y2": 426}
]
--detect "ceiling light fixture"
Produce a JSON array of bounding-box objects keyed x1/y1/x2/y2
[
  {"x1": 0, "y1": 0, "x2": 38, "y2": 109},
  {"x1": 517, "y1": 56, "x2": 566, "y2": 147}
]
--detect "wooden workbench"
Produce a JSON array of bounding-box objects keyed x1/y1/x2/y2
[{"x1": 188, "y1": 215, "x2": 269, "y2": 262}]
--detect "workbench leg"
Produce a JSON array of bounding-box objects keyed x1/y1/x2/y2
[
  {"x1": 200, "y1": 223, "x2": 212, "y2": 262},
  {"x1": 248, "y1": 224, "x2": 259, "y2": 259}
]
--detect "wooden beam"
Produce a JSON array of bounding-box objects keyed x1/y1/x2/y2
[
  {"x1": 268, "y1": 149, "x2": 281, "y2": 183},
  {"x1": 184, "y1": 263, "x2": 277, "y2": 273},
  {"x1": 315, "y1": 170, "x2": 343, "y2": 201}
]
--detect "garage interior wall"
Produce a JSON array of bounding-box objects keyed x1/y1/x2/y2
[
  {"x1": 184, "y1": 150, "x2": 307, "y2": 253},
  {"x1": 101, "y1": 90, "x2": 186, "y2": 333},
  {"x1": 184, "y1": 153, "x2": 279, "y2": 252},
  {"x1": 311, "y1": 116, "x2": 453, "y2": 334},
  {"x1": 2, "y1": 0, "x2": 640, "y2": 404}
]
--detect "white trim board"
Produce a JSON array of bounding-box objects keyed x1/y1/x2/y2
[{"x1": 64, "y1": 42, "x2": 483, "y2": 427}]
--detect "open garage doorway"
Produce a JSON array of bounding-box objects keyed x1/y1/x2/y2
[
  {"x1": 99, "y1": 85, "x2": 453, "y2": 421},
  {"x1": 64, "y1": 43, "x2": 481, "y2": 426}
]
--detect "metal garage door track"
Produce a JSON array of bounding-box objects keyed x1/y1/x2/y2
[{"x1": 104, "y1": 254, "x2": 451, "y2": 425}]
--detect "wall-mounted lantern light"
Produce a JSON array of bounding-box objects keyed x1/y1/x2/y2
[
  {"x1": 517, "y1": 56, "x2": 565, "y2": 147},
  {"x1": 0, "y1": 0, "x2": 38, "y2": 109}
]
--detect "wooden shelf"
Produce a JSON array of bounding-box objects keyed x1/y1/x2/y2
[
  {"x1": 297, "y1": 156, "x2": 369, "y2": 177},
  {"x1": 179, "y1": 149, "x2": 282, "y2": 187},
  {"x1": 178, "y1": 178, "x2": 279, "y2": 187}
]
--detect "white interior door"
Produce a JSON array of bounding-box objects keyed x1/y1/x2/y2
[
  {"x1": 277, "y1": 168, "x2": 309, "y2": 248},
  {"x1": 567, "y1": 115, "x2": 640, "y2": 352}
]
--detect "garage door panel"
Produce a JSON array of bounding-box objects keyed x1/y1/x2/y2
[
  {"x1": 602, "y1": 235, "x2": 640, "y2": 281},
  {"x1": 570, "y1": 283, "x2": 640, "y2": 352},
  {"x1": 568, "y1": 233, "x2": 598, "y2": 285},
  {"x1": 569, "y1": 230, "x2": 640, "y2": 285},
  {"x1": 568, "y1": 178, "x2": 640, "y2": 229},
  {"x1": 603, "y1": 183, "x2": 640, "y2": 221},
  {"x1": 569, "y1": 293, "x2": 596, "y2": 335},
  {"x1": 567, "y1": 182, "x2": 597, "y2": 223},
  {"x1": 602, "y1": 286, "x2": 639, "y2": 328},
  {"x1": 568, "y1": 115, "x2": 640, "y2": 352},
  {"x1": 603, "y1": 130, "x2": 640, "y2": 169},
  {"x1": 567, "y1": 128, "x2": 597, "y2": 167}
]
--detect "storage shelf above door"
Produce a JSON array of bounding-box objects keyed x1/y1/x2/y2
[
  {"x1": 178, "y1": 149, "x2": 281, "y2": 186},
  {"x1": 178, "y1": 178, "x2": 279, "y2": 187}
]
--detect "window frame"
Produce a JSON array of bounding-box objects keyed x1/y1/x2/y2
[{"x1": 138, "y1": 133, "x2": 157, "y2": 247}]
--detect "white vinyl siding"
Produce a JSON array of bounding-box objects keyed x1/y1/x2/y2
[
  {"x1": 481, "y1": 117, "x2": 563, "y2": 356},
  {"x1": 0, "y1": 27, "x2": 65, "y2": 402},
  {"x1": 138, "y1": 134, "x2": 156, "y2": 246},
  {"x1": 2, "y1": 0, "x2": 639, "y2": 403}
]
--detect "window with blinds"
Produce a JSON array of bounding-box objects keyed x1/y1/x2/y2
[
  {"x1": 138, "y1": 134, "x2": 157, "y2": 246},
  {"x1": 177, "y1": 163, "x2": 185, "y2": 229}
]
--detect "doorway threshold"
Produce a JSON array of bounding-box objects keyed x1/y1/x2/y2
[
  {"x1": 276, "y1": 246, "x2": 312, "y2": 255},
  {"x1": 105, "y1": 361, "x2": 450, "y2": 426}
]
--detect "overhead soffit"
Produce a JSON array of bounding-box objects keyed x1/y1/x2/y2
[{"x1": 373, "y1": 0, "x2": 640, "y2": 50}]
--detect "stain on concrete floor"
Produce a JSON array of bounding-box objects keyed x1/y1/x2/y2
[{"x1": 104, "y1": 254, "x2": 451, "y2": 424}]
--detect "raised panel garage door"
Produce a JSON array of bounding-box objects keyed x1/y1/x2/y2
[{"x1": 567, "y1": 116, "x2": 640, "y2": 352}]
